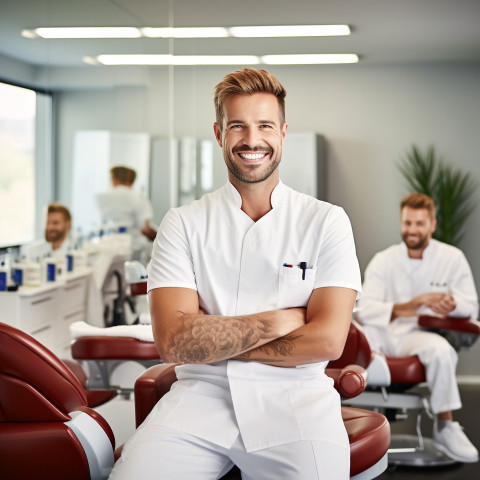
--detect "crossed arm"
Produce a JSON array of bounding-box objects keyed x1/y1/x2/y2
[{"x1": 149, "y1": 286, "x2": 357, "y2": 367}]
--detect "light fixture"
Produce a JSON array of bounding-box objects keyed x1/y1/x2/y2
[
  {"x1": 229, "y1": 25, "x2": 350, "y2": 37},
  {"x1": 93, "y1": 53, "x2": 358, "y2": 66},
  {"x1": 24, "y1": 27, "x2": 142, "y2": 39},
  {"x1": 142, "y1": 27, "x2": 229, "y2": 38},
  {"x1": 23, "y1": 24, "x2": 351, "y2": 39},
  {"x1": 262, "y1": 54, "x2": 359, "y2": 65},
  {"x1": 96, "y1": 54, "x2": 260, "y2": 66}
]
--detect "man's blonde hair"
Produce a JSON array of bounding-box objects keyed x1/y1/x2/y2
[
  {"x1": 400, "y1": 193, "x2": 436, "y2": 220},
  {"x1": 213, "y1": 68, "x2": 286, "y2": 131}
]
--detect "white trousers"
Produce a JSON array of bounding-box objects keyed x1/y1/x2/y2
[
  {"x1": 363, "y1": 326, "x2": 461, "y2": 414},
  {"x1": 109, "y1": 425, "x2": 349, "y2": 480}
]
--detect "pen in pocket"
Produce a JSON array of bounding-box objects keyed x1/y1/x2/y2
[{"x1": 283, "y1": 262, "x2": 307, "y2": 280}]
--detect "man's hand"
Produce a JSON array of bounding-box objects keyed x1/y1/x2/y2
[
  {"x1": 141, "y1": 220, "x2": 157, "y2": 241},
  {"x1": 428, "y1": 293, "x2": 456, "y2": 315},
  {"x1": 392, "y1": 292, "x2": 456, "y2": 320}
]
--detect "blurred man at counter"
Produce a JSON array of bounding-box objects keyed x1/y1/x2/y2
[{"x1": 45, "y1": 203, "x2": 72, "y2": 253}]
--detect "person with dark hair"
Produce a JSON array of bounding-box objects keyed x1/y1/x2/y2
[
  {"x1": 45, "y1": 202, "x2": 72, "y2": 252},
  {"x1": 110, "y1": 68, "x2": 361, "y2": 479},
  {"x1": 357, "y1": 192, "x2": 479, "y2": 463}
]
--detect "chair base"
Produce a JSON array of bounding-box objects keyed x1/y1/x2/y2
[{"x1": 388, "y1": 434, "x2": 456, "y2": 467}]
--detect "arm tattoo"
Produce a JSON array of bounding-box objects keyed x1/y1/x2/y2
[
  {"x1": 166, "y1": 315, "x2": 274, "y2": 363},
  {"x1": 236, "y1": 334, "x2": 303, "y2": 362}
]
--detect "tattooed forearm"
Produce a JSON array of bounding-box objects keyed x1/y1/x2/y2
[
  {"x1": 235, "y1": 334, "x2": 303, "y2": 361},
  {"x1": 166, "y1": 315, "x2": 274, "y2": 363}
]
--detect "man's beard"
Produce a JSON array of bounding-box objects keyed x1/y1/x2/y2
[
  {"x1": 45, "y1": 230, "x2": 65, "y2": 243},
  {"x1": 402, "y1": 232, "x2": 429, "y2": 250},
  {"x1": 225, "y1": 146, "x2": 279, "y2": 184}
]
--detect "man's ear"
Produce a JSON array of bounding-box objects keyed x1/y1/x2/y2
[
  {"x1": 431, "y1": 217, "x2": 437, "y2": 233},
  {"x1": 213, "y1": 123, "x2": 223, "y2": 148},
  {"x1": 281, "y1": 121, "x2": 288, "y2": 146}
]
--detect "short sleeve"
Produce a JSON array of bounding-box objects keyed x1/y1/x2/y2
[
  {"x1": 147, "y1": 208, "x2": 197, "y2": 292},
  {"x1": 313, "y1": 206, "x2": 362, "y2": 298}
]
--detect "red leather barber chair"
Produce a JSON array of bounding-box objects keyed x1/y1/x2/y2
[
  {"x1": 132, "y1": 363, "x2": 391, "y2": 480},
  {"x1": 0, "y1": 321, "x2": 115, "y2": 480},
  {"x1": 332, "y1": 316, "x2": 480, "y2": 467},
  {"x1": 1, "y1": 320, "x2": 390, "y2": 480}
]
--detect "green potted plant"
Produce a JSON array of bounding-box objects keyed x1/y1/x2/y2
[{"x1": 397, "y1": 145, "x2": 477, "y2": 246}]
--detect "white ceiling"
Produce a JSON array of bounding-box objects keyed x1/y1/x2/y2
[{"x1": 1, "y1": 0, "x2": 480, "y2": 69}]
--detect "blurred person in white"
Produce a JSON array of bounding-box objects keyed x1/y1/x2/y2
[
  {"x1": 95, "y1": 166, "x2": 156, "y2": 260},
  {"x1": 357, "y1": 192, "x2": 479, "y2": 463},
  {"x1": 45, "y1": 203, "x2": 72, "y2": 253}
]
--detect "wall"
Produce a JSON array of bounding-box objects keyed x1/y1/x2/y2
[{"x1": 52, "y1": 62, "x2": 480, "y2": 374}]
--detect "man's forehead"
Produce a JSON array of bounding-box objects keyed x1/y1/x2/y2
[
  {"x1": 401, "y1": 207, "x2": 430, "y2": 220},
  {"x1": 48, "y1": 212, "x2": 66, "y2": 221}
]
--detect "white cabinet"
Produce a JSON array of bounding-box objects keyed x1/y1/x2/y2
[{"x1": 0, "y1": 271, "x2": 89, "y2": 359}]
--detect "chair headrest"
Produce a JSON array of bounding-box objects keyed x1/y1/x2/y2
[{"x1": 0, "y1": 322, "x2": 87, "y2": 421}]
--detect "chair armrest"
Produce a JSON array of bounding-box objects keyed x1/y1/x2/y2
[
  {"x1": 326, "y1": 364, "x2": 368, "y2": 399},
  {"x1": 134, "y1": 363, "x2": 179, "y2": 428},
  {"x1": 418, "y1": 315, "x2": 480, "y2": 350}
]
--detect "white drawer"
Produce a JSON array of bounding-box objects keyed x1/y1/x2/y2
[
  {"x1": 18, "y1": 292, "x2": 56, "y2": 333},
  {"x1": 29, "y1": 323, "x2": 54, "y2": 351},
  {"x1": 61, "y1": 278, "x2": 87, "y2": 314},
  {"x1": 58, "y1": 308, "x2": 85, "y2": 345}
]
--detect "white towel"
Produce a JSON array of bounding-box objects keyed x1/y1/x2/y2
[{"x1": 70, "y1": 321, "x2": 154, "y2": 342}]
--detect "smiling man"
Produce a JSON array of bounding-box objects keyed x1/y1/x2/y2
[
  {"x1": 110, "y1": 68, "x2": 361, "y2": 480},
  {"x1": 357, "y1": 192, "x2": 479, "y2": 463},
  {"x1": 45, "y1": 203, "x2": 72, "y2": 252}
]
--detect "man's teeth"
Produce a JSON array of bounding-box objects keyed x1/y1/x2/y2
[{"x1": 239, "y1": 153, "x2": 266, "y2": 159}]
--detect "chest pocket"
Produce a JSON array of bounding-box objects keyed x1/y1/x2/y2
[{"x1": 277, "y1": 265, "x2": 316, "y2": 309}]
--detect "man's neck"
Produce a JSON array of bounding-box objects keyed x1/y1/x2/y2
[{"x1": 230, "y1": 174, "x2": 279, "y2": 222}]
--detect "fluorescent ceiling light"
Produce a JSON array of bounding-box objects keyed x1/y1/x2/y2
[
  {"x1": 142, "y1": 27, "x2": 229, "y2": 38},
  {"x1": 28, "y1": 27, "x2": 141, "y2": 38},
  {"x1": 96, "y1": 54, "x2": 260, "y2": 65},
  {"x1": 94, "y1": 54, "x2": 358, "y2": 66},
  {"x1": 230, "y1": 25, "x2": 350, "y2": 37},
  {"x1": 23, "y1": 24, "x2": 350, "y2": 39},
  {"x1": 262, "y1": 54, "x2": 359, "y2": 64}
]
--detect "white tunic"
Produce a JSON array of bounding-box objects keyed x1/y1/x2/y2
[
  {"x1": 357, "y1": 239, "x2": 478, "y2": 339},
  {"x1": 147, "y1": 181, "x2": 361, "y2": 452}
]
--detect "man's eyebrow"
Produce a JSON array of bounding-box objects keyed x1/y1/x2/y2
[{"x1": 226, "y1": 119, "x2": 278, "y2": 126}]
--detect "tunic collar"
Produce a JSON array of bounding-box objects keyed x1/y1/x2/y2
[{"x1": 225, "y1": 180, "x2": 286, "y2": 210}]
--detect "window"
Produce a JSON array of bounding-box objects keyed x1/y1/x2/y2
[{"x1": 0, "y1": 81, "x2": 53, "y2": 248}]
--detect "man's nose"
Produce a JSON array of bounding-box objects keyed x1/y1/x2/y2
[{"x1": 243, "y1": 127, "x2": 261, "y2": 147}]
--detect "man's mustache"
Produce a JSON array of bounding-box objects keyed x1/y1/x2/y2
[{"x1": 232, "y1": 144, "x2": 273, "y2": 154}]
